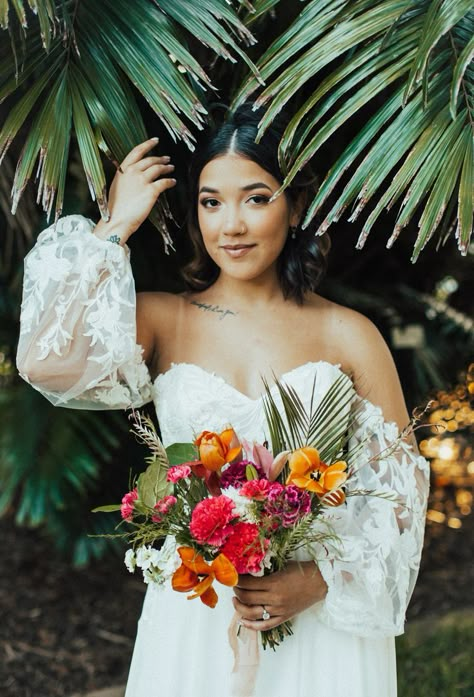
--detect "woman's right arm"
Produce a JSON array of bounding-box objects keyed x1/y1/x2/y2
[{"x1": 16, "y1": 139, "x2": 176, "y2": 410}]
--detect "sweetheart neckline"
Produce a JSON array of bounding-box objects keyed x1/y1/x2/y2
[{"x1": 153, "y1": 360, "x2": 347, "y2": 403}]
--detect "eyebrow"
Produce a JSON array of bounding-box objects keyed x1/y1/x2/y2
[{"x1": 199, "y1": 182, "x2": 273, "y2": 194}]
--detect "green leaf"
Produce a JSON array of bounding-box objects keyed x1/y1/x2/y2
[
  {"x1": 450, "y1": 30, "x2": 474, "y2": 118},
  {"x1": 404, "y1": 0, "x2": 474, "y2": 101},
  {"x1": 92, "y1": 504, "x2": 122, "y2": 513},
  {"x1": 456, "y1": 127, "x2": 473, "y2": 253},
  {"x1": 137, "y1": 459, "x2": 172, "y2": 509},
  {"x1": 165, "y1": 442, "x2": 198, "y2": 466}
]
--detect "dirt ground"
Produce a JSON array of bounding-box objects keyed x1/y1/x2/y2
[{"x1": 1, "y1": 503, "x2": 473, "y2": 697}]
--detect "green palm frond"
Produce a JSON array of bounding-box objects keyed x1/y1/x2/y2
[
  {"x1": 262, "y1": 373, "x2": 357, "y2": 464},
  {"x1": 235, "y1": 0, "x2": 474, "y2": 260},
  {"x1": 0, "y1": 0, "x2": 258, "y2": 248}
]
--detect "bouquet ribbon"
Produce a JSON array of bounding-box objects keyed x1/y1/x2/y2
[{"x1": 228, "y1": 612, "x2": 260, "y2": 697}]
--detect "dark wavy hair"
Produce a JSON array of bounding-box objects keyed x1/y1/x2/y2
[{"x1": 182, "y1": 103, "x2": 330, "y2": 304}]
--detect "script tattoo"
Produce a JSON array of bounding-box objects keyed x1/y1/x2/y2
[{"x1": 190, "y1": 300, "x2": 237, "y2": 321}]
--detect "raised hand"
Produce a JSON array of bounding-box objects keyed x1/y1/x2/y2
[
  {"x1": 232, "y1": 561, "x2": 327, "y2": 631},
  {"x1": 94, "y1": 138, "x2": 176, "y2": 245}
]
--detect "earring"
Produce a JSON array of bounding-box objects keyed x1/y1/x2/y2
[{"x1": 290, "y1": 225, "x2": 297, "y2": 240}]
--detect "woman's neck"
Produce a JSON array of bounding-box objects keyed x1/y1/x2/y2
[{"x1": 206, "y1": 272, "x2": 286, "y2": 310}]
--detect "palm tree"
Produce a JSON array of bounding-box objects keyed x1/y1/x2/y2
[
  {"x1": 1, "y1": 1, "x2": 472, "y2": 257},
  {"x1": 236, "y1": 0, "x2": 473, "y2": 261}
]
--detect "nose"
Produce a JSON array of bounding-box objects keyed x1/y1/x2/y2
[{"x1": 222, "y1": 206, "x2": 246, "y2": 236}]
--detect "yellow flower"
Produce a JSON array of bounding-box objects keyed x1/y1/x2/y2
[{"x1": 286, "y1": 447, "x2": 348, "y2": 503}]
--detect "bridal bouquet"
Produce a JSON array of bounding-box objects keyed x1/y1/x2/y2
[{"x1": 94, "y1": 374, "x2": 400, "y2": 649}]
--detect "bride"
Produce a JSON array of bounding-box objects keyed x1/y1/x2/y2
[{"x1": 17, "y1": 105, "x2": 428, "y2": 697}]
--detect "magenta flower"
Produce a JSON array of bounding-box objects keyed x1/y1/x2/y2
[
  {"x1": 220, "y1": 460, "x2": 263, "y2": 489},
  {"x1": 265, "y1": 484, "x2": 312, "y2": 528},
  {"x1": 120, "y1": 488, "x2": 138, "y2": 521},
  {"x1": 167, "y1": 465, "x2": 192, "y2": 483},
  {"x1": 189, "y1": 495, "x2": 238, "y2": 546}
]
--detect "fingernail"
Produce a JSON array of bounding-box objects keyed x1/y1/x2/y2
[
  {"x1": 151, "y1": 136, "x2": 159, "y2": 142},
  {"x1": 163, "y1": 156, "x2": 171, "y2": 162}
]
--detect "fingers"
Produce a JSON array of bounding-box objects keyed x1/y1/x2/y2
[
  {"x1": 143, "y1": 163, "x2": 175, "y2": 183},
  {"x1": 153, "y1": 177, "x2": 176, "y2": 195},
  {"x1": 135, "y1": 156, "x2": 171, "y2": 171},
  {"x1": 120, "y1": 138, "x2": 160, "y2": 169},
  {"x1": 232, "y1": 597, "x2": 284, "y2": 631}
]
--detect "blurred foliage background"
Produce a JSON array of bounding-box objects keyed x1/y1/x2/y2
[{"x1": 0, "y1": 0, "x2": 473, "y2": 567}]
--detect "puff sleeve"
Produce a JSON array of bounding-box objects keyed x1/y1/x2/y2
[
  {"x1": 314, "y1": 396, "x2": 429, "y2": 637},
  {"x1": 16, "y1": 215, "x2": 153, "y2": 410}
]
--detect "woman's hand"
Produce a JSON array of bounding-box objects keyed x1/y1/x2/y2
[
  {"x1": 94, "y1": 138, "x2": 176, "y2": 244},
  {"x1": 232, "y1": 561, "x2": 327, "y2": 631}
]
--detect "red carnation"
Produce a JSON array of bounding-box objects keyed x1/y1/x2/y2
[
  {"x1": 189, "y1": 495, "x2": 238, "y2": 546},
  {"x1": 220, "y1": 522, "x2": 269, "y2": 574}
]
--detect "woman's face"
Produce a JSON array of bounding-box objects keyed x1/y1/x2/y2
[{"x1": 197, "y1": 153, "x2": 299, "y2": 284}]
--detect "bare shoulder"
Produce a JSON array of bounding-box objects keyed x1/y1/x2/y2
[
  {"x1": 305, "y1": 295, "x2": 410, "y2": 428},
  {"x1": 136, "y1": 291, "x2": 183, "y2": 365}
]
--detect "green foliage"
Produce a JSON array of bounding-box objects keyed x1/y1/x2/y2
[
  {"x1": 262, "y1": 372, "x2": 356, "y2": 462},
  {"x1": 0, "y1": 0, "x2": 258, "y2": 248},
  {"x1": 237, "y1": 0, "x2": 474, "y2": 259},
  {"x1": 0, "y1": 377, "x2": 130, "y2": 565}
]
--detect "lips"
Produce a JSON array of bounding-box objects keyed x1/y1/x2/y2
[{"x1": 220, "y1": 244, "x2": 256, "y2": 258}]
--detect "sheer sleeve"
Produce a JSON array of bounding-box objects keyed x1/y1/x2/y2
[
  {"x1": 314, "y1": 396, "x2": 430, "y2": 637},
  {"x1": 16, "y1": 215, "x2": 153, "y2": 410}
]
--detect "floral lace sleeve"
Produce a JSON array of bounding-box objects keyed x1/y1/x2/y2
[
  {"x1": 16, "y1": 215, "x2": 153, "y2": 410},
  {"x1": 314, "y1": 397, "x2": 430, "y2": 637}
]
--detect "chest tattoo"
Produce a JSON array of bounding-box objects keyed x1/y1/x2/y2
[{"x1": 190, "y1": 300, "x2": 237, "y2": 321}]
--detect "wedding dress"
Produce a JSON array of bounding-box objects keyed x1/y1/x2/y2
[{"x1": 17, "y1": 216, "x2": 429, "y2": 697}]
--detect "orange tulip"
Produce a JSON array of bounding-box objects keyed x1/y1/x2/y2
[
  {"x1": 195, "y1": 428, "x2": 242, "y2": 472},
  {"x1": 172, "y1": 546, "x2": 238, "y2": 608},
  {"x1": 286, "y1": 447, "x2": 348, "y2": 502}
]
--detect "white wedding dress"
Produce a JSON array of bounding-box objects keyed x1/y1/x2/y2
[{"x1": 17, "y1": 216, "x2": 429, "y2": 697}]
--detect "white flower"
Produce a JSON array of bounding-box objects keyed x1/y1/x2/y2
[
  {"x1": 134, "y1": 539, "x2": 181, "y2": 586},
  {"x1": 223, "y1": 485, "x2": 254, "y2": 521},
  {"x1": 124, "y1": 549, "x2": 136, "y2": 573},
  {"x1": 136, "y1": 545, "x2": 154, "y2": 571}
]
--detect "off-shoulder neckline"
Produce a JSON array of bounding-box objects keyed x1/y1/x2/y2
[{"x1": 153, "y1": 360, "x2": 348, "y2": 403}]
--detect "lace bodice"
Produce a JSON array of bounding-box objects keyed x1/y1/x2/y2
[{"x1": 17, "y1": 216, "x2": 429, "y2": 639}]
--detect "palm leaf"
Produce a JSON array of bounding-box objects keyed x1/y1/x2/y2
[
  {"x1": 262, "y1": 372, "x2": 358, "y2": 465},
  {"x1": 1, "y1": 0, "x2": 258, "y2": 247},
  {"x1": 235, "y1": 0, "x2": 474, "y2": 258}
]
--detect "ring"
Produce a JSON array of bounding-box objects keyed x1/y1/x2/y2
[{"x1": 261, "y1": 606, "x2": 270, "y2": 621}]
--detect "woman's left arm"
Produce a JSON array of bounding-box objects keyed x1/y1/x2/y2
[{"x1": 234, "y1": 313, "x2": 429, "y2": 636}]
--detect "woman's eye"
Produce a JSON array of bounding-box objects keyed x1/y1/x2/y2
[
  {"x1": 248, "y1": 195, "x2": 270, "y2": 204},
  {"x1": 200, "y1": 198, "x2": 220, "y2": 208}
]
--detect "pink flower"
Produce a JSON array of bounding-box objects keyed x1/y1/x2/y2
[
  {"x1": 152, "y1": 495, "x2": 177, "y2": 522},
  {"x1": 189, "y1": 495, "x2": 238, "y2": 546},
  {"x1": 240, "y1": 478, "x2": 273, "y2": 501},
  {"x1": 167, "y1": 465, "x2": 192, "y2": 483},
  {"x1": 220, "y1": 522, "x2": 269, "y2": 574},
  {"x1": 265, "y1": 484, "x2": 312, "y2": 528},
  {"x1": 120, "y1": 488, "x2": 138, "y2": 521}
]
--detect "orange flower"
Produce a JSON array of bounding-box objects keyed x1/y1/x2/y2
[
  {"x1": 286, "y1": 447, "x2": 348, "y2": 503},
  {"x1": 195, "y1": 428, "x2": 242, "y2": 472},
  {"x1": 172, "y1": 546, "x2": 238, "y2": 608}
]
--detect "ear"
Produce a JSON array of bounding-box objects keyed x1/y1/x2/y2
[{"x1": 289, "y1": 191, "x2": 307, "y2": 228}]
